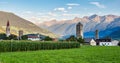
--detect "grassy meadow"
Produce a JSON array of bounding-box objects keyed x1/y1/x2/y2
[{"x1": 0, "y1": 46, "x2": 120, "y2": 63}]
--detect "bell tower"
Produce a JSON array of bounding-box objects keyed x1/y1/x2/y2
[{"x1": 76, "y1": 22, "x2": 83, "y2": 38}]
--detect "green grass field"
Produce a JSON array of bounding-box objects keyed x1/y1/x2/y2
[{"x1": 0, "y1": 46, "x2": 120, "y2": 63}]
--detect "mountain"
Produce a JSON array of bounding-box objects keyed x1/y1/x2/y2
[
  {"x1": 40, "y1": 14, "x2": 120, "y2": 39},
  {"x1": 0, "y1": 11, "x2": 57, "y2": 38}
]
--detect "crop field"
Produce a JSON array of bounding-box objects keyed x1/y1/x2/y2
[{"x1": 0, "y1": 46, "x2": 120, "y2": 63}]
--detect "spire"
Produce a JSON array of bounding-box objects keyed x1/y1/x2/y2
[
  {"x1": 6, "y1": 20, "x2": 10, "y2": 37},
  {"x1": 7, "y1": 20, "x2": 10, "y2": 27}
]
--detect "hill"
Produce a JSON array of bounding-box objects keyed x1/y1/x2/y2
[{"x1": 0, "y1": 11, "x2": 57, "y2": 38}]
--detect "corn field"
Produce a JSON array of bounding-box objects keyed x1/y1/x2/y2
[{"x1": 0, "y1": 40, "x2": 80, "y2": 52}]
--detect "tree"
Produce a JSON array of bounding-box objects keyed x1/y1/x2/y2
[
  {"x1": 44, "y1": 36, "x2": 53, "y2": 41},
  {"x1": 0, "y1": 33, "x2": 6, "y2": 39},
  {"x1": 0, "y1": 33, "x2": 17, "y2": 40},
  {"x1": 21, "y1": 35, "x2": 28, "y2": 40},
  {"x1": 76, "y1": 37, "x2": 84, "y2": 43},
  {"x1": 66, "y1": 35, "x2": 77, "y2": 41},
  {"x1": 8, "y1": 34, "x2": 17, "y2": 40}
]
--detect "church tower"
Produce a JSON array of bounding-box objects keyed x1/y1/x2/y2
[
  {"x1": 76, "y1": 22, "x2": 83, "y2": 39},
  {"x1": 6, "y1": 20, "x2": 10, "y2": 37}
]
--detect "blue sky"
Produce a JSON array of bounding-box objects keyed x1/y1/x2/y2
[{"x1": 0, "y1": 0, "x2": 120, "y2": 25}]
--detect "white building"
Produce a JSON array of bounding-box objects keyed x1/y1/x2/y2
[
  {"x1": 84, "y1": 38, "x2": 96, "y2": 46},
  {"x1": 90, "y1": 39, "x2": 96, "y2": 46},
  {"x1": 111, "y1": 40, "x2": 119, "y2": 46},
  {"x1": 27, "y1": 34, "x2": 45, "y2": 41},
  {"x1": 96, "y1": 39, "x2": 112, "y2": 46},
  {"x1": 99, "y1": 42, "x2": 112, "y2": 46}
]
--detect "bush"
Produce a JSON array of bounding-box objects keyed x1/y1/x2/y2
[
  {"x1": 44, "y1": 36, "x2": 53, "y2": 41},
  {"x1": 66, "y1": 35, "x2": 77, "y2": 41},
  {"x1": 77, "y1": 38, "x2": 84, "y2": 43},
  {"x1": 0, "y1": 33, "x2": 17, "y2": 40},
  {"x1": 0, "y1": 41, "x2": 80, "y2": 52}
]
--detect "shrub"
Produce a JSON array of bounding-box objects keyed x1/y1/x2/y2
[
  {"x1": 0, "y1": 41, "x2": 80, "y2": 52},
  {"x1": 44, "y1": 36, "x2": 53, "y2": 41}
]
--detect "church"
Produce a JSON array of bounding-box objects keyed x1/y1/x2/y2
[{"x1": 6, "y1": 20, "x2": 10, "y2": 37}]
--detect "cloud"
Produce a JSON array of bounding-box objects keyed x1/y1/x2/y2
[
  {"x1": 62, "y1": 13, "x2": 80, "y2": 17},
  {"x1": 68, "y1": 7, "x2": 72, "y2": 9},
  {"x1": 24, "y1": 11, "x2": 32, "y2": 14},
  {"x1": 90, "y1": 2, "x2": 106, "y2": 8},
  {"x1": 48, "y1": 12, "x2": 57, "y2": 16},
  {"x1": 54, "y1": 7, "x2": 67, "y2": 12},
  {"x1": 66, "y1": 3, "x2": 80, "y2": 6}
]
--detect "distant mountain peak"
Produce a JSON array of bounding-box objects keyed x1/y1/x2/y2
[
  {"x1": 89, "y1": 14, "x2": 98, "y2": 18},
  {"x1": 39, "y1": 14, "x2": 120, "y2": 39}
]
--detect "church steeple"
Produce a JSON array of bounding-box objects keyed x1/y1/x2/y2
[{"x1": 6, "y1": 20, "x2": 10, "y2": 37}]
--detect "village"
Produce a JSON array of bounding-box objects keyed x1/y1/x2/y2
[{"x1": 1, "y1": 20, "x2": 119, "y2": 46}]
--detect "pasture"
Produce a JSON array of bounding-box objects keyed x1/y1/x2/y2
[{"x1": 0, "y1": 46, "x2": 120, "y2": 63}]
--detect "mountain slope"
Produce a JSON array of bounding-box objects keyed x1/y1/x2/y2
[
  {"x1": 0, "y1": 11, "x2": 57, "y2": 38},
  {"x1": 40, "y1": 14, "x2": 120, "y2": 39}
]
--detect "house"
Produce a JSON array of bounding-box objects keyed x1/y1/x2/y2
[
  {"x1": 96, "y1": 39, "x2": 112, "y2": 46},
  {"x1": 84, "y1": 38, "x2": 96, "y2": 46},
  {"x1": 52, "y1": 38, "x2": 58, "y2": 42},
  {"x1": 27, "y1": 34, "x2": 45, "y2": 41},
  {"x1": 27, "y1": 34, "x2": 40, "y2": 41},
  {"x1": 111, "y1": 40, "x2": 119, "y2": 46}
]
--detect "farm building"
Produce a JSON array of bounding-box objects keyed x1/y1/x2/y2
[
  {"x1": 111, "y1": 40, "x2": 119, "y2": 46},
  {"x1": 96, "y1": 39, "x2": 112, "y2": 46},
  {"x1": 84, "y1": 38, "x2": 96, "y2": 46},
  {"x1": 27, "y1": 34, "x2": 45, "y2": 41}
]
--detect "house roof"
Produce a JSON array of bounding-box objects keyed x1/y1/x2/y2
[
  {"x1": 27, "y1": 34, "x2": 39, "y2": 38},
  {"x1": 84, "y1": 38, "x2": 95, "y2": 43},
  {"x1": 28, "y1": 36, "x2": 39, "y2": 38},
  {"x1": 96, "y1": 39, "x2": 111, "y2": 42}
]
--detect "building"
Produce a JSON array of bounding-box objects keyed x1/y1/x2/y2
[
  {"x1": 96, "y1": 39, "x2": 112, "y2": 46},
  {"x1": 18, "y1": 30, "x2": 23, "y2": 40},
  {"x1": 84, "y1": 38, "x2": 96, "y2": 46},
  {"x1": 27, "y1": 34, "x2": 40, "y2": 41},
  {"x1": 95, "y1": 30, "x2": 99, "y2": 39},
  {"x1": 27, "y1": 34, "x2": 45, "y2": 41},
  {"x1": 6, "y1": 20, "x2": 10, "y2": 37},
  {"x1": 111, "y1": 40, "x2": 119, "y2": 46},
  {"x1": 52, "y1": 38, "x2": 58, "y2": 42},
  {"x1": 76, "y1": 22, "x2": 83, "y2": 39}
]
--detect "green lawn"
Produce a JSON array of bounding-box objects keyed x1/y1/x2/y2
[{"x1": 0, "y1": 46, "x2": 120, "y2": 63}]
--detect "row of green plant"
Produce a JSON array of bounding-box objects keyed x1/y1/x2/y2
[{"x1": 0, "y1": 41, "x2": 80, "y2": 52}]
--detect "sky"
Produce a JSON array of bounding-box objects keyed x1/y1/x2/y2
[{"x1": 0, "y1": 0, "x2": 120, "y2": 25}]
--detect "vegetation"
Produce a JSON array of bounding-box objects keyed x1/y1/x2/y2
[
  {"x1": 0, "y1": 33, "x2": 17, "y2": 40},
  {"x1": 0, "y1": 41, "x2": 80, "y2": 52},
  {"x1": 44, "y1": 36, "x2": 53, "y2": 41},
  {"x1": 21, "y1": 35, "x2": 28, "y2": 40},
  {"x1": 76, "y1": 37, "x2": 84, "y2": 43},
  {"x1": 66, "y1": 35, "x2": 84, "y2": 43},
  {"x1": 66, "y1": 35, "x2": 77, "y2": 41},
  {"x1": 0, "y1": 46, "x2": 120, "y2": 63}
]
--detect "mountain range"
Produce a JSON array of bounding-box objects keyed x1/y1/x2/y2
[
  {"x1": 40, "y1": 14, "x2": 120, "y2": 40},
  {"x1": 0, "y1": 11, "x2": 57, "y2": 38}
]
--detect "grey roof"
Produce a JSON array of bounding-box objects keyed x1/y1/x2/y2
[
  {"x1": 96, "y1": 39, "x2": 111, "y2": 42},
  {"x1": 84, "y1": 38, "x2": 94, "y2": 43}
]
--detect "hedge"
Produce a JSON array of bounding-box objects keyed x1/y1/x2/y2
[{"x1": 0, "y1": 41, "x2": 80, "y2": 52}]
